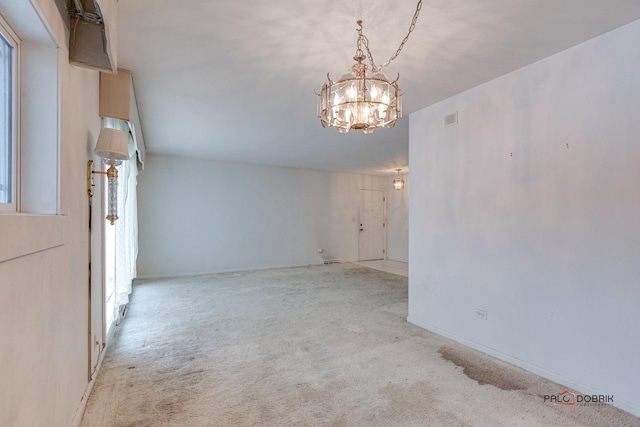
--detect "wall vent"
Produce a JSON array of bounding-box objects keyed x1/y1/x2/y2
[
  {"x1": 444, "y1": 111, "x2": 458, "y2": 127},
  {"x1": 69, "y1": 0, "x2": 118, "y2": 72}
]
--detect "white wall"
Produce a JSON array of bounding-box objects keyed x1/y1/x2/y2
[
  {"x1": 0, "y1": 1, "x2": 104, "y2": 426},
  {"x1": 409, "y1": 20, "x2": 640, "y2": 416},
  {"x1": 137, "y1": 154, "x2": 387, "y2": 278},
  {"x1": 386, "y1": 173, "x2": 409, "y2": 262}
]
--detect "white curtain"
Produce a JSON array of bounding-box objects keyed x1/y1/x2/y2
[
  {"x1": 115, "y1": 154, "x2": 138, "y2": 306},
  {"x1": 103, "y1": 118, "x2": 139, "y2": 309}
]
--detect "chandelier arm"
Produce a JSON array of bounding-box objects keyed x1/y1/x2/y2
[
  {"x1": 364, "y1": 0, "x2": 423, "y2": 72},
  {"x1": 327, "y1": 73, "x2": 334, "y2": 84}
]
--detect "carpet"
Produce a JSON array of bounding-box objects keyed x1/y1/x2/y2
[{"x1": 80, "y1": 264, "x2": 639, "y2": 426}]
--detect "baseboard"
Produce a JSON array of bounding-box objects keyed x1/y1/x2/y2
[
  {"x1": 69, "y1": 334, "x2": 111, "y2": 427},
  {"x1": 386, "y1": 257, "x2": 409, "y2": 263},
  {"x1": 406, "y1": 316, "x2": 640, "y2": 418},
  {"x1": 135, "y1": 262, "x2": 327, "y2": 282}
]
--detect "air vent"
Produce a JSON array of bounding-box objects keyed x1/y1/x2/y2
[
  {"x1": 444, "y1": 111, "x2": 458, "y2": 127},
  {"x1": 69, "y1": 0, "x2": 118, "y2": 72}
]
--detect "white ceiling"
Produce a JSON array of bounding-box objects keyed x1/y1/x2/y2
[{"x1": 117, "y1": 0, "x2": 640, "y2": 175}]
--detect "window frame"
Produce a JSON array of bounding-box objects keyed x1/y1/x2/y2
[{"x1": 0, "y1": 13, "x2": 19, "y2": 213}]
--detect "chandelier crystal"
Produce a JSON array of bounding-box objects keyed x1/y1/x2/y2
[{"x1": 317, "y1": 1, "x2": 422, "y2": 134}]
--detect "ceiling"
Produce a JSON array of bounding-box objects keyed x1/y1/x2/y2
[{"x1": 117, "y1": 0, "x2": 640, "y2": 175}]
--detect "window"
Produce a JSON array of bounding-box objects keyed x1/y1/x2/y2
[{"x1": 0, "y1": 15, "x2": 18, "y2": 212}]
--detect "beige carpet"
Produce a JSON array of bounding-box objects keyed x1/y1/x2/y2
[{"x1": 80, "y1": 264, "x2": 638, "y2": 426}]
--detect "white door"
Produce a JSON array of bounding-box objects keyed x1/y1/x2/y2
[{"x1": 358, "y1": 189, "x2": 385, "y2": 261}]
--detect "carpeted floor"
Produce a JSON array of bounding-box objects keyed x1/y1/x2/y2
[{"x1": 80, "y1": 264, "x2": 639, "y2": 426}]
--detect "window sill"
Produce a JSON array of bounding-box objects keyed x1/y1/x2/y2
[{"x1": 0, "y1": 214, "x2": 68, "y2": 263}]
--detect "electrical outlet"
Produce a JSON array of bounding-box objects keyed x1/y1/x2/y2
[{"x1": 475, "y1": 308, "x2": 488, "y2": 320}]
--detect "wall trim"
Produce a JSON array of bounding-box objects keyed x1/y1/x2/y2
[
  {"x1": 69, "y1": 337, "x2": 110, "y2": 427},
  {"x1": 0, "y1": 214, "x2": 67, "y2": 263},
  {"x1": 135, "y1": 262, "x2": 326, "y2": 282}
]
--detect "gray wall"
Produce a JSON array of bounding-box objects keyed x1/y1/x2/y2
[
  {"x1": 386, "y1": 173, "x2": 409, "y2": 262},
  {"x1": 137, "y1": 154, "x2": 389, "y2": 278},
  {"x1": 408, "y1": 20, "x2": 640, "y2": 416}
]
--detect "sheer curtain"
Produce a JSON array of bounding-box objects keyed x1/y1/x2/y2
[
  {"x1": 115, "y1": 152, "x2": 138, "y2": 307},
  {"x1": 103, "y1": 118, "x2": 140, "y2": 312}
]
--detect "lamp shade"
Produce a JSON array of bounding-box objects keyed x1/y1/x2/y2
[{"x1": 94, "y1": 128, "x2": 129, "y2": 160}]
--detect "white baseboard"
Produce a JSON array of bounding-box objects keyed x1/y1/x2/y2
[
  {"x1": 69, "y1": 334, "x2": 111, "y2": 427},
  {"x1": 386, "y1": 257, "x2": 409, "y2": 263},
  {"x1": 135, "y1": 262, "x2": 327, "y2": 282},
  {"x1": 406, "y1": 316, "x2": 639, "y2": 418}
]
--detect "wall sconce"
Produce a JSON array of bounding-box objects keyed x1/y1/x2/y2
[
  {"x1": 393, "y1": 169, "x2": 405, "y2": 190},
  {"x1": 87, "y1": 128, "x2": 129, "y2": 224}
]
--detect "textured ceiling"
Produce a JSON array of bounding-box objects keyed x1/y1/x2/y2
[{"x1": 117, "y1": 0, "x2": 640, "y2": 175}]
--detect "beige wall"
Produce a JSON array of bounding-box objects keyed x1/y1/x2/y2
[{"x1": 0, "y1": 0, "x2": 104, "y2": 425}]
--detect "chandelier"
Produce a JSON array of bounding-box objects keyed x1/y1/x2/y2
[
  {"x1": 317, "y1": 1, "x2": 423, "y2": 134},
  {"x1": 393, "y1": 169, "x2": 405, "y2": 190}
]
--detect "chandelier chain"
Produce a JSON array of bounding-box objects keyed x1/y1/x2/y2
[{"x1": 360, "y1": 0, "x2": 422, "y2": 72}]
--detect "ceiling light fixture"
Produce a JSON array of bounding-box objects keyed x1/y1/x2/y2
[
  {"x1": 317, "y1": 0, "x2": 423, "y2": 134},
  {"x1": 393, "y1": 169, "x2": 405, "y2": 190}
]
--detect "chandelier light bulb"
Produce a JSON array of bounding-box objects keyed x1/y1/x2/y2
[{"x1": 348, "y1": 86, "x2": 357, "y2": 100}]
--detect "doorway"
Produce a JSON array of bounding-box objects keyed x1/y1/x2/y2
[{"x1": 358, "y1": 188, "x2": 386, "y2": 261}]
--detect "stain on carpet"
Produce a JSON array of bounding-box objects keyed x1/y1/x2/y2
[{"x1": 438, "y1": 347, "x2": 526, "y2": 391}]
